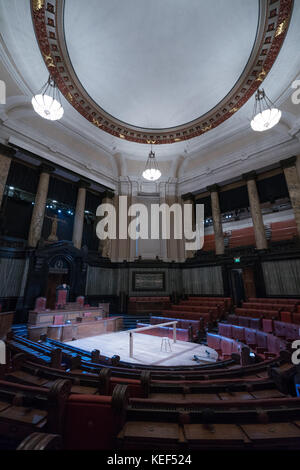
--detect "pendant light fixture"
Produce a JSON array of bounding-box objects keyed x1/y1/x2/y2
[
  {"x1": 32, "y1": 75, "x2": 64, "y2": 121},
  {"x1": 250, "y1": 88, "x2": 281, "y2": 132},
  {"x1": 142, "y1": 144, "x2": 161, "y2": 181}
]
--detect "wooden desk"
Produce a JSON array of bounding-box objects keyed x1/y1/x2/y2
[
  {"x1": 28, "y1": 307, "x2": 105, "y2": 327},
  {"x1": 46, "y1": 316, "x2": 123, "y2": 342}
]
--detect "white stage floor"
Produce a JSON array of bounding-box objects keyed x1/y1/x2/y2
[{"x1": 66, "y1": 330, "x2": 218, "y2": 366}]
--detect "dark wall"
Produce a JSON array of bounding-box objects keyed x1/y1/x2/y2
[{"x1": 0, "y1": 199, "x2": 33, "y2": 239}]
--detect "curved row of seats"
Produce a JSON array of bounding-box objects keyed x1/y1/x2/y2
[
  {"x1": 228, "y1": 314, "x2": 300, "y2": 341},
  {"x1": 218, "y1": 323, "x2": 286, "y2": 360},
  {"x1": 2, "y1": 357, "x2": 300, "y2": 450}
]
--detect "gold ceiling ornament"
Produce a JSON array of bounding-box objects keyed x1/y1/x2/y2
[
  {"x1": 92, "y1": 118, "x2": 102, "y2": 128},
  {"x1": 43, "y1": 53, "x2": 55, "y2": 69},
  {"x1": 257, "y1": 68, "x2": 267, "y2": 82},
  {"x1": 146, "y1": 139, "x2": 156, "y2": 145},
  {"x1": 275, "y1": 19, "x2": 288, "y2": 37},
  {"x1": 229, "y1": 107, "x2": 239, "y2": 114},
  {"x1": 32, "y1": 0, "x2": 44, "y2": 11},
  {"x1": 202, "y1": 124, "x2": 212, "y2": 132},
  {"x1": 66, "y1": 92, "x2": 73, "y2": 102}
]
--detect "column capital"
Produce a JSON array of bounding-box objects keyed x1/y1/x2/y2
[
  {"x1": 181, "y1": 192, "x2": 194, "y2": 201},
  {"x1": 280, "y1": 156, "x2": 297, "y2": 170},
  {"x1": 102, "y1": 189, "x2": 115, "y2": 200},
  {"x1": 39, "y1": 163, "x2": 55, "y2": 174},
  {"x1": 77, "y1": 179, "x2": 91, "y2": 189},
  {"x1": 0, "y1": 143, "x2": 16, "y2": 158},
  {"x1": 207, "y1": 184, "x2": 220, "y2": 193},
  {"x1": 242, "y1": 170, "x2": 257, "y2": 182}
]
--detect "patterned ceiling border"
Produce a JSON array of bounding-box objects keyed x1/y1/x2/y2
[{"x1": 31, "y1": 0, "x2": 294, "y2": 145}]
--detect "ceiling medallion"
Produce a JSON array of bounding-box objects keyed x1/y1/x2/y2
[{"x1": 31, "y1": 0, "x2": 293, "y2": 144}]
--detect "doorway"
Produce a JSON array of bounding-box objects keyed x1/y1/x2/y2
[
  {"x1": 242, "y1": 266, "x2": 256, "y2": 300},
  {"x1": 45, "y1": 272, "x2": 70, "y2": 309},
  {"x1": 230, "y1": 269, "x2": 245, "y2": 307},
  {"x1": 230, "y1": 266, "x2": 257, "y2": 307}
]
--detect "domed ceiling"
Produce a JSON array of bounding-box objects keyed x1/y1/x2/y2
[{"x1": 32, "y1": 0, "x2": 293, "y2": 144}]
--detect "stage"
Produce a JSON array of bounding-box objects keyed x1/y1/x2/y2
[{"x1": 66, "y1": 330, "x2": 218, "y2": 366}]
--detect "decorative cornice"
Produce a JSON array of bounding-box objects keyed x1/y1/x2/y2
[
  {"x1": 77, "y1": 179, "x2": 91, "y2": 189},
  {"x1": 242, "y1": 170, "x2": 257, "y2": 182},
  {"x1": 30, "y1": 0, "x2": 294, "y2": 145},
  {"x1": 102, "y1": 190, "x2": 115, "y2": 200},
  {"x1": 280, "y1": 155, "x2": 297, "y2": 169},
  {"x1": 0, "y1": 143, "x2": 16, "y2": 158},
  {"x1": 181, "y1": 192, "x2": 194, "y2": 202},
  {"x1": 39, "y1": 163, "x2": 55, "y2": 174},
  {"x1": 207, "y1": 184, "x2": 220, "y2": 193}
]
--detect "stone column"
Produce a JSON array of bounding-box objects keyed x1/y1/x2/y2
[
  {"x1": 182, "y1": 192, "x2": 195, "y2": 259},
  {"x1": 243, "y1": 171, "x2": 268, "y2": 250},
  {"x1": 281, "y1": 156, "x2": 300, "y2": 237},
  {"x1": 207, "y1": 184, "x2": 224, "y2": 255},
  {"x1": 28, "y1": 164, "x2": 54, "y2": 248},
  {"x1": 72, "y1": 180, "x2": 90, "y2": 249},
  {"x1": 0, "y1": 144, "x2": 15, "y2": 208},
  {"x1": 98, "y1": 190, "x2": 115, "y2": 258}
]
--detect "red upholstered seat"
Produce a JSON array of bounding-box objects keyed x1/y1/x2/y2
[
  {"x1": 292, "y1": 313, "x2": 300, "y2": 325},
  {"x1": 238, "y1": 316, "x2": 251, "y2": 328},
  {"x1": 56, "y1": 289, "x2": 67, "y2": 306},
  {"x1": 231, "y1": 325, "x2": 245, "y2": 341},
  {"x1": 249, "y1": 318, "x2": 261, "y2": 330},
  {"x1": 256, "y1": 331, "x2": 268, "y2": 351},
  {"x1": 34, "y1": 297, "x2": 47, "y2": 312},
  {"x1": 109, "y1": 378, "x2": 145, "y2": 398},
  {"x1": 267, "y1": 334, "x2": 283, "y2": 355},
  {"x1": 221, "y1": 337, "x2": 234, "y2": 357},
  {"x1": 76, "y1": 296, "x2": 85, "y2": 307},
  {"x1": 206, "y1": 333, "x2": 222, "y2": 352},
  {"x1": 218, "y1": 323, "x2": 232, "y2": 338},
  {"x1": 244, "y1": 327, "x2": 257, "y2": 347},
  {"x1": 274, "y1": 321, "x2": 287, "y2": 338},
  {"x1": 64, "y1": 394, "x2": 124, "y2": 450},
  {"x1": 281, "y1": 311, "x2": 292, "y2": 323},
  {"x1": 286, "y1": 323, "x2": 300, "y2": 341},
  {"x1": 262, "y1": 319, "x2": 273, "y2": 334}
]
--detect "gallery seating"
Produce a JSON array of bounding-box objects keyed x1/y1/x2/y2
[
  {"x1": 270, "y1": 219, "x2": 297, "y2": 242},
  {"x1": 218, "y1": 322, "x2": 286, "y2": 360}
]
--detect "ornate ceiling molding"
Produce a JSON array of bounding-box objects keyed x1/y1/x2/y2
[{"x1": 31, "y1": 0, "x2": 293, "y2": 145}]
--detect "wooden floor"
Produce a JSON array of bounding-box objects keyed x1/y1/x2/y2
[{"x1": 66, "y1": 330, "x2": 218, "y2": 366}]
